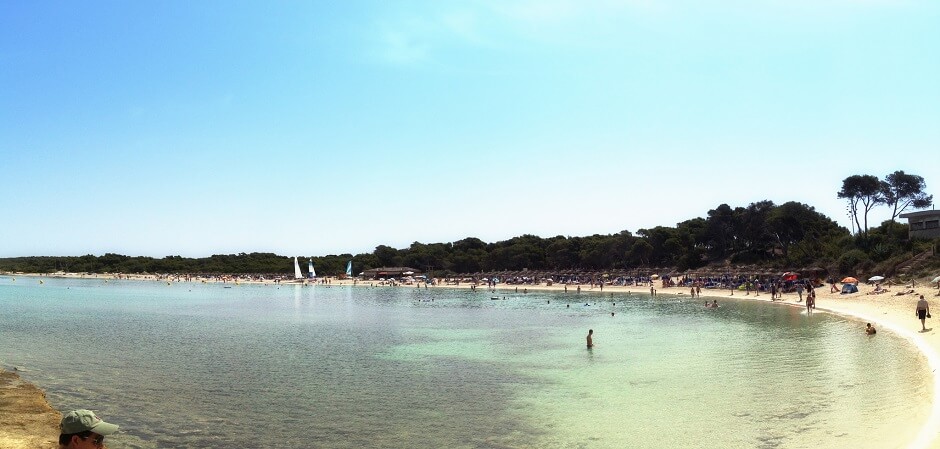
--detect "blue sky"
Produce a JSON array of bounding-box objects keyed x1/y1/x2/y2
[{"x1": 2, "y1": 1, "x2": 938, "y2": 258}]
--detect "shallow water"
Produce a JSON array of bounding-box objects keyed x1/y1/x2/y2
[{"x1": 0, "y1": 277, "x2": 932, "y2": 448}]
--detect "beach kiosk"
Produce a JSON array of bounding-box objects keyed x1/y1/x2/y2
[{"x1": 900, "y1": 210, "x2": 940, "y2": 239}]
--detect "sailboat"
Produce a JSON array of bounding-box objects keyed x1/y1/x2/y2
[
  {"x1": 293, "y1": 257, "x2": 303, "y2": 280},
  {"x1": 309, "y1": 259, "x2": 317, "y2": 279},
  {"x1": 346, "y1": 260, "x2": 352, "y2": 277}
]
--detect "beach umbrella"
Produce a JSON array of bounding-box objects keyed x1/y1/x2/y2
[
  {"x1": 841, "y1": 277, "x2": 859, "y2": 284},
  {"x1": 868, "y1": 275, "x2": 885, "y2": 282},
  {"x1": 932, "y1": 275, "x2": 940, "y2": 283},
  {"x1": 782, "y1": 272, "x2": 799, "y2": 281},
  {"x1": 651, "y1": 274, "x2": 660, "y2": 280}
]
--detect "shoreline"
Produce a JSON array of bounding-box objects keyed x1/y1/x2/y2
[
  {"x1": 463, "y1": 280, "x2": 940, "y2": 449},
  {"x1": 0, "y1": 369, "x2": 60, "y2": 449},
  {"x1": 3, "y1": 274, "x2": 940, "y2": 448}
]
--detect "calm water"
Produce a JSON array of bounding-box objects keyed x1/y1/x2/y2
[{"x1": 0, "y1": 276, "x2": 933, "y2": 449}]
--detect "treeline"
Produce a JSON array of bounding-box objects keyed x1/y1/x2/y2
[
  {"x1": 839, "y1": 170, "x2": 932, "y2": 235},
  {"x1": 2, "y1": 199, "x2": 934, "y2": 278},
  {"x1": 0, "y1": 253, "x2": 295, "y2": 276}
]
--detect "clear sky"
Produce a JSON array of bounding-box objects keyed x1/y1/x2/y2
[{"x1": 2, "y1": 1, "x2": 938, "y2": 258}]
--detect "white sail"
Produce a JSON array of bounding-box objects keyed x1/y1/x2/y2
[
  {"x1": 346, "y1": 260, "x2": 352, "y2": 277},
  {"x1": 308, "y1": 260, "x2": 316, "y2": 279},
  {"x1": 311, "y1": 264, "x2": 317, "y2": 278},
  {"x1": 293, "y1": 257, "x2": 303, "y2": 280}
]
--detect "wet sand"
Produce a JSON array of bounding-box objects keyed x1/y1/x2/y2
[{"x1": 0, "y1": 369, "x2": 60, "y2": 449}]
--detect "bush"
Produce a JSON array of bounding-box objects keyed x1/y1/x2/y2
[
  {"x1": 838, "y1": 249, "x2": 871, "y2": 275},
  {"x1": 870, "y1": 243, "x2": 898, "y2": 262}
]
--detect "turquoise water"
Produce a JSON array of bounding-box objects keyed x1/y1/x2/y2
[{"x1": 0, "y1": 276, "x2": 932, "y2": 449}]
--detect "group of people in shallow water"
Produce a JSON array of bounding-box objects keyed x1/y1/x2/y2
[{"x1": 584, "y1": 287, "x2": 902, "y2": 349}]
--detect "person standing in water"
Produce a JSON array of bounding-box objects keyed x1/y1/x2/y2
[{"x1": 586, "y1": 329, "x2": 594, "y2": 348}]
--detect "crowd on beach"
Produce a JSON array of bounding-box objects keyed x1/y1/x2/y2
[
  {"x1": 14, "y1": 268, "x2": 940, "y2": 292},
  {"x1": 20, "y1": 271, "x2": 332, "y2": 284}
]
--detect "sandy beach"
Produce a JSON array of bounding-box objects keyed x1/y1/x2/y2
[{"x1": 3, "y1": 274, "x2": 940, "y2": 448}]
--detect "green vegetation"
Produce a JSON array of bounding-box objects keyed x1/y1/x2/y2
[
  {"x1": 839, "y1": 170, "x2": 932, "y2": 235},
  {"x1": 1, "y1": 171, "x2": 935, "y2": 279},
  {"x1": 2, "y1": 201, "x2": 936, "y2": 280}
]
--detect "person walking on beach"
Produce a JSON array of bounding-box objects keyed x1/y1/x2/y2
[
  {"x1": 916, "y1": 295, "x2": 930, "y2": 331},
  {"x1": 59, "y1": 409, "x2": 119, "y2": 448},
  {"x1": 586, "y1": 329, "x2": 594, "y2": 348}
]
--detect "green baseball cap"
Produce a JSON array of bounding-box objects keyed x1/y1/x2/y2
[{"x1": 60, "y1": 409, "x2": 119, "y2": 435}]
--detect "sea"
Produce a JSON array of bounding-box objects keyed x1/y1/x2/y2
[{"x1": 0, "y1": 275, "x2": 933, "y2": 449}]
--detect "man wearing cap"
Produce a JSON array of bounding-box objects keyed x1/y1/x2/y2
[{"x1": 59, "y1": 409, "x2": 119, "y2": 448}]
